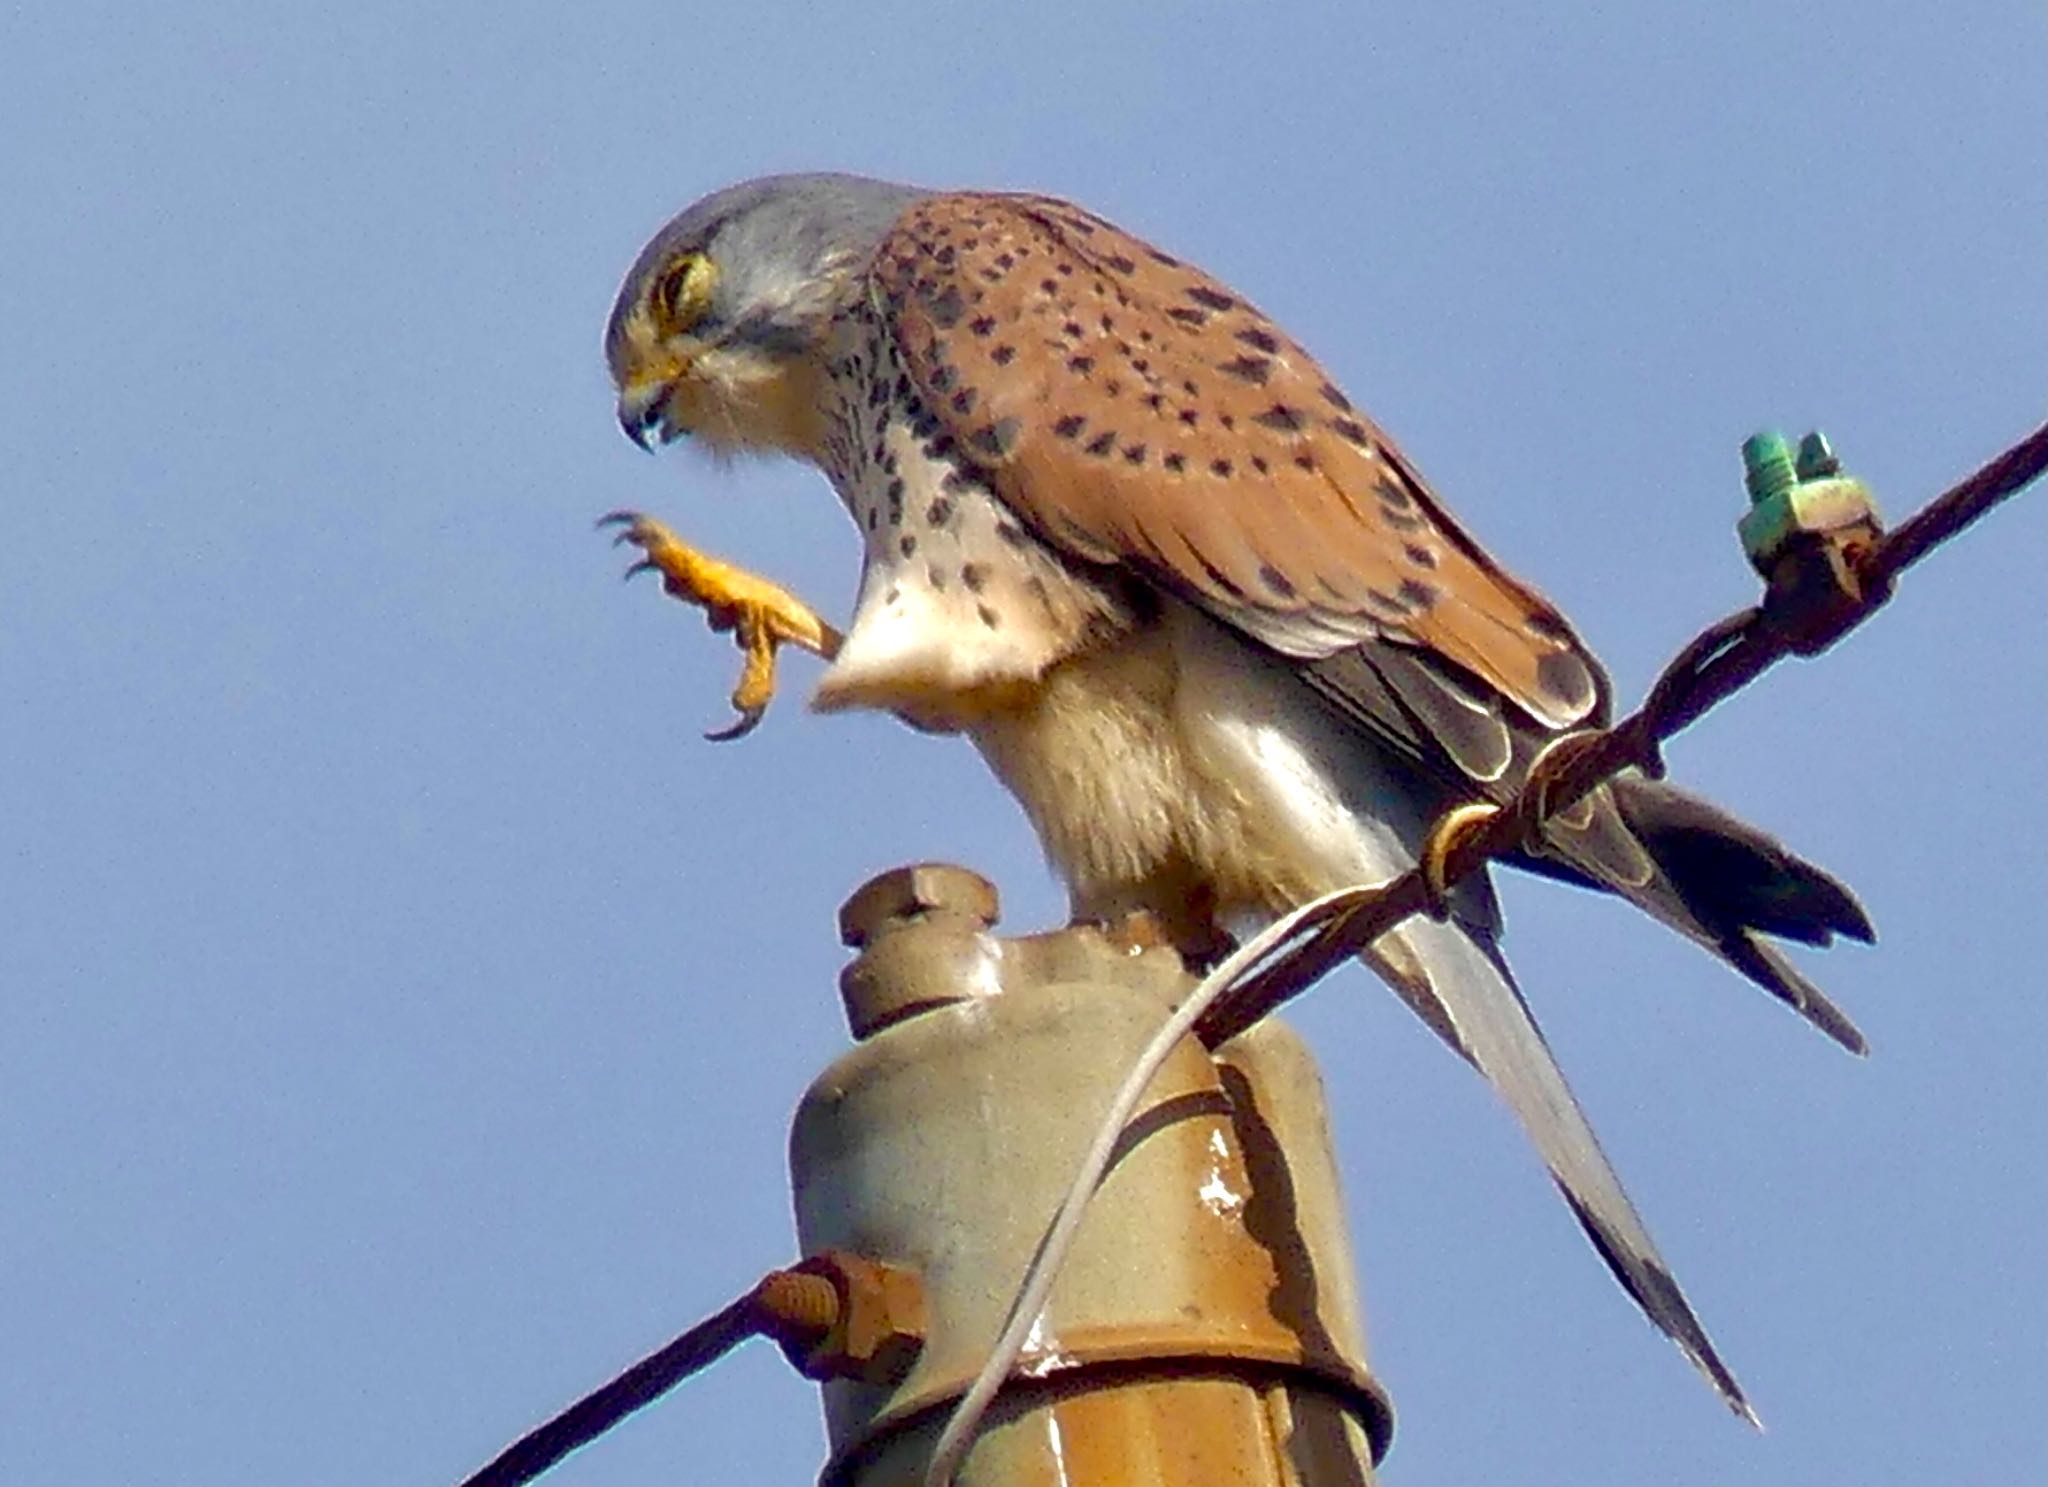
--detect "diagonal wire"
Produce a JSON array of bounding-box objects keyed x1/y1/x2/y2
[
  {"x1": 922, "y1": 422, "x2": 2047, "y2": 1483},
  {"x1": 1195, "y1": 420, "x2": 2048, "y2": 1046},
  {"x1": 918, "y1": 882, "x2": 1391, "y2": 1487},
  {"x1": 457, "y1": 1287, "x2": 768, "y2": 1487}
]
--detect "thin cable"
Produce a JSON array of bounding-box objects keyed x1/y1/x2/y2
[
  {"x1": 458, "y1": 1288, "x2": 766, "y2": 1487},
  {"x1": 1195, "y1": 421, "x2": 2048, "y2": 1045},
  {"x1": 920, "y1": 881, "x2": 1392, "y2": 1487}
]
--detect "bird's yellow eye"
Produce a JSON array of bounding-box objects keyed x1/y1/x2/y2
[{"x1": 653, "y1": 253, "x2": 717, "y2": 332}]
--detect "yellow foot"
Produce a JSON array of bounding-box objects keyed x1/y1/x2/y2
[{"x1": 600, "y1": 510, "x2": 844, "y2": 741}]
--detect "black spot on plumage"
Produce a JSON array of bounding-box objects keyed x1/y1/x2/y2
[
  {"x1": 1067, "y1": 355, "x2": 1095, "y2": 374},
  {"x1": 996, "y1": 521, "x2": 1029, "y2": 547},
  {"x1": 1331, "y1": 417, "x2": 1373, "y2": 448},
  {"x1": 969, "y1": 315, "x2": 997, "y2": 336},
  {"x1": 1053, "y1": 414, "x2": 1087, "y2": 439},
  {"x1": 1253, "y1": 404, "x2": 1305, "y2": 432},
  {"x1": 1319, "y1": 382, "x2": 1353, "y2": 412},
  {"x1": 1373, "y1": 476, "x2": 1415, "y2": 511},
  {"x1": 1220, "y1": 355, "x2": 1273, "y2": 385},
  {"x1": 1398, "y1": 578, "x2": 1439, "y2": 609},
  {"x1": 1186, "y1": 285, "x2": 1236, "y2": 311},
  {"x1": 1167, "y1": 306, "x2": 1207, "y2": 326},
  {"x1": 926, "y1": 285, "x2": 965, "y2": 327},
  {"x1": 1164, "y1": 452, "x2": 1187, "y2": 473},
  {"x1": 941, "y1": 468, "x2": 976, "y2": 494},
  {"x1": 1062, "y1": 320, "x2": 1085, "y2": 338},
  {"x1": 960, "y1": 562, "x2": 988, "y2": 593},
  {"x1": 1235, "y1": 326, "x2": 1280, "y2": 354},
  {"x1": 1210, "y1": 458, "x2": 1234, "y2": 477},
  {"x1": 1039, "y1": 278, "x2": 1058, "y2": 295},
  {"x1": 1086, "y1": 431, "x2": 1117, "y2": 457},
  {"x1": 1122, "y1": 443, "x2": 1147, "y2": 465},
  {"x1": 950, "y1": 387, "x2": 979, "y2": 416},
  {"x1": 1537, "y1": 650, "x2": 1592, "y2": 709},
  {"x1": 1150, "y1": 249, "x2": 1182, "y2": 266},
  {"x1": 928, "y1": 566, "x2": 948, "y2": 590},
  {"x1": 991, "y1": 343, "x2": 1018, "y2": 366},
  {"x1": 928, "y1": 364, "x2": 957, "y2": 394},
  {"x1": 972, "y1": 418, "x2": 1021, "y2": 459},
  {"x1": 927, "y1": 497, "x2": 955, "y2": 527},
  {"x1": 1105, "y1": 252, "x2": 1137, "y2": 274},
  {"x1": 1250, "y1": 455, "x2": 1269, "y2": 475},
  {"x1": 977, "y1": 604, "x2": 1002, "y2": 630},
  {"x1": 899, "y1": 534, "x2": 918, "y2": 557},
  {"x1": 1259, "y1": 564, "x2": 1297, "y2": 598},
  {"x1": 1404, "y1": 543, "x2": 1438, "y2": 568},
  {"x1": 1178, "y1": 409, "x2": 1200, "y2": 427}
]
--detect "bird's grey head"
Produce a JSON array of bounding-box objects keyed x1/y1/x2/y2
[{"x1": 606, "y1": 172, "x2": 926, "y2": 458}]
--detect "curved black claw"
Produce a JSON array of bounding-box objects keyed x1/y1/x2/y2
[
  {"x1": 595, "y1": 509, "x2": 643, "y2": 532},
  {"x1": 621, "y1": 556, "x2": 659, "y2": 582},
  {"x1": 704, "y1": 706, "x2": 765, "y2": 743}
]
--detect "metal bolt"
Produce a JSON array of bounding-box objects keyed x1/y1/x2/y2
[
  {"x1": 1742, "y1": 430, "x2": 1798, "y2": 505},
  {"x1": 1795, "y1": 429, "x2": 1840, "y2": 480},
  {"x1": 759, "y1": 1251, "x2": 927, "y2": 1385},
  {"x1": 838, "y1": 863, "x2": 1000, "y2": 948}
]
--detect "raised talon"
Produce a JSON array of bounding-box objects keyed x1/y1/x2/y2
[{"x1": 599, "y1": 510, "x2": 844, "y2": 740}]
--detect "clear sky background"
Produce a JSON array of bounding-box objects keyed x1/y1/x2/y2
[{"x1": 2, "y1": 4, "x2": 2041, "y2": 1484}]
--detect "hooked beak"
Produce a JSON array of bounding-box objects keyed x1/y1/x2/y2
[{"x1": 616, "y1": 377, "x2": 681, "y2": 452}]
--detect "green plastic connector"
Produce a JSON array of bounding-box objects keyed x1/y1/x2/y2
[{"x1": 1738, "y1": 427, "x2": 1879, "y2": 574}]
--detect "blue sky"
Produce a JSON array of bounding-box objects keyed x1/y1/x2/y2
[{"x1": 2, "y1": 4, "x2": 2041, "y2": 1484}]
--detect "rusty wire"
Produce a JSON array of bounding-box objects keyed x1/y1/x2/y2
[
  {"x1": 1195, "y1": 420, "x2": 2048, "y2": 1047},
  {"x1": 460, "y1": 422, "x2": 2043, "y2": 1486},
  {"x1": 456, "y1": 1269, "x2": 837, "y2": 1487}
]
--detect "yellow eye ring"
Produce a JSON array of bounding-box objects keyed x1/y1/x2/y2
[{"x1": 653, "y1": 253, "x2": 717, "y2": 331}]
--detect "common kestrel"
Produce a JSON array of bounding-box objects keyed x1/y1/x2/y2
[{"x1": 602, "y1": 174, "x2": 1873, "y2": 1418}]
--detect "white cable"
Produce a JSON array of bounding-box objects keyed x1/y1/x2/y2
[{"x1": 921, "y1": 882, "x2": 1386, "y2": 1487}]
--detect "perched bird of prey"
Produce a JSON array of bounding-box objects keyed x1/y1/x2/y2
[{"x1": 603, "y1": 173, "x2": 1873, "y2": 1418}]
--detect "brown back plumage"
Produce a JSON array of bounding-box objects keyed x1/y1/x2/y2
[{"x1": 872, "y1": 191, "x2": 1602, "y2": 730}]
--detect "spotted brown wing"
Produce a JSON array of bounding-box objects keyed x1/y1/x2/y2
[
  {"x1": 870, "y1": 190, "x2": 1602, "y2": 731},
  {"x1": 870, "y1": 189, "x2": 1872, "y2": 1053}
]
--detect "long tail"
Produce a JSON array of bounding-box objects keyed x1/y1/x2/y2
[
  {"x1": 1370, "y1": 913, "x2": 1758, "y2": 1421},
  {"x1": 1513, "y1": 772, "x2": 1876, "y2": 1053}
]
